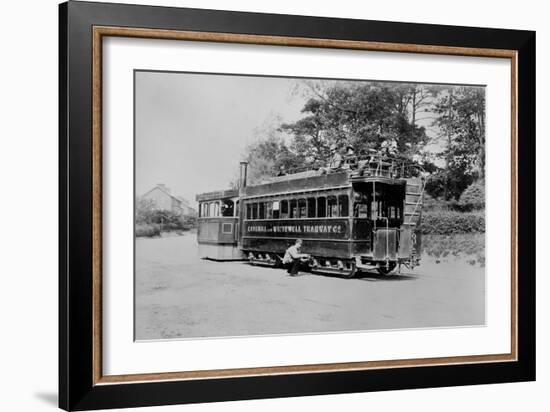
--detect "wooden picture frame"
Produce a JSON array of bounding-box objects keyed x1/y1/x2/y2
[{"x1": 59, "y1": 1, "x2": 535, "y2": 410}]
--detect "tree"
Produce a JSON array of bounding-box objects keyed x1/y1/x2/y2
[
  {"x1": 135, "y1": 197, "x2": 157, "y2": 224},
  {"x1": 281, "y1": 81, "x2": 430, "y2": 164},
  {"x1": 431, "y1": 86, "x2": 486, "y2": 199},
  {"x1": 236, "y1": 80, "x2": 484, "y2": 204},
  {"x1": 244, "y1": 134, "x2": 303, "y2": 185}
]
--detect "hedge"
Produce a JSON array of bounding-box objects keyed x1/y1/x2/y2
[
  {"x1": 136, "y1": 224, "x2": 161, "y2": 238},
  {"x1": 458, "y1": 181, "x2": 485, "y2": 210},
  {"x1": 420, "y1": 211, "x2": 485, "y2": 235}
]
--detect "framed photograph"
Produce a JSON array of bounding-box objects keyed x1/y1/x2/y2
[{"x1": 59, "y1": 1, "x2": 535, "y2": 410}]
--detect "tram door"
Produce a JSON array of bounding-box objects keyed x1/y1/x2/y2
[{"x1": 352, "y1": 181, "x2": 405, "y2": 257}]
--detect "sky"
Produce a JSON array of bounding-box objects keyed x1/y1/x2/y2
[{"x1": 135, "y1": 71, "x2": 306, "y2": 206}]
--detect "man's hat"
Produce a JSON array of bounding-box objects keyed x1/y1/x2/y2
[
  {"x1": 329, "y1": 144, "x2": 338, "y2": 151},
  {"x1": 345, "y1": 144, "x2": 355, "y2": 151}
]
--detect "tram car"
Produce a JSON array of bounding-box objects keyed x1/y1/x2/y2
[{"x1": 196, "y1": 155, "x2": 424, "y2": 277}]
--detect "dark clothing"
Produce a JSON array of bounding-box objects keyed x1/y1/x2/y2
[
  {"x1": 283, "y1": 244, "x2": 310, "y2": 276},
  {"x1": 285, "y1": 259, "x2": 308, "y2": 276}
]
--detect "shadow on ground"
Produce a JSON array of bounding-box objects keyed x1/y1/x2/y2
[{"x1": 354, "y1": 272, "x2": 418, "y2": 281}]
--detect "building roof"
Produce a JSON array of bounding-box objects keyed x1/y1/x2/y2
[{"x1": 142, "y1": 185, "x2": 193, "y2": 208}]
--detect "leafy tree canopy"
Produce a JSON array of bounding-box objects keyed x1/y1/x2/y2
[{"x1": 239, "y1": 80, "x2": 485, "y2": 201}]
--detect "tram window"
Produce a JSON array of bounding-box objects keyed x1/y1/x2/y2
[
  {"x1": 298, "y1": 199, "x2": 307, "y2": 218},
  {"x1": 339, "y1": 195, "x2": 349, "y2": 217},
  {"x1": 236, "y1": 200, "x2": 239, "y2": 217},
  {"x1": 355, "y1": 204, "x2": 369, "y2": 218},
  {"x1": 317, "y1": 197, "x2": 326, "y2": 218},
  {"x1": 266, "y1": 202, "x2": 273, "y2": 219},
  {"x1": 327, "y1": 196, "x2": 338, "y2": 217},
  {"x1": 214, "y1": 202, "x2": 220, "y2": 217},
  {"x1": 372, "y1": 200, "x2": 382, "y2": 219},
  {"x1": 221, "y1": 200, "x2": 234, "y2": 217},
  {"x1": 289, "y1": 199, "x2": 297, "y2": 218},
  {"x1": 259, "y1": 202, "x2": 266, "y2": 219},
  {"x1": 307, "y1": 198, "x2": 316, "y2": 218},
  {"x1": 388, "y1": 204, "x2": 402, "y2": 220},
  {"x1": 273, "y1": 200, "x2": 280, "y2": 219},
  {"x1": 246, "y1": 203, "x2": 252, "y2": 219},
  {"x1": 352, "y1": 192, "x2": 369, "y2": 218},
  {"x1": 280, "y1": 200, "x2": 288, "y2": 219},
  {"x1": 252, "y1": 203, "x2": 258, "y2": 220}
]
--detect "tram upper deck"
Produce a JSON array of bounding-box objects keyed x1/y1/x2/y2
[{"x1": 241, "y1": 154, "x2": 423, "y2": 198}]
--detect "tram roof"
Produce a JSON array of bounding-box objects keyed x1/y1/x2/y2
[
  {"x1": 242, "y1": 171, "x2": 350, "y2": 198},
  {"x1": 196, "y1": 188, "x2": 239, "y2": 202},
  {"x1": 242, "y1": 171, "x2": 410, "y2": 199}
]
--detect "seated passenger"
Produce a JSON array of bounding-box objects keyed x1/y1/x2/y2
[
  {"x1": 320, "y1": 144, "x2": 343, "y2": 174},
  {"x1": 355, "y1": 149, "x2": 379, "y2": 176},
  {"x1": 343, "y1": 145, "x2": 358, "y2": 169}
]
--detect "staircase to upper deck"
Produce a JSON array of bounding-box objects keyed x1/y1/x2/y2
[{"x1": 404, "y1": 177, "x2": 424, "y2": 227}]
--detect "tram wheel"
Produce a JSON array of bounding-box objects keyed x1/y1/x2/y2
[
  {"x1": 273, "y1": 254, "x2": 283, "y2": 268},
  {"x1": 341, "y1": 262, "x2": 358, "y2": 279},
  {"x1": 377, "y1": 262, "x2": 397, "y2": 276}
]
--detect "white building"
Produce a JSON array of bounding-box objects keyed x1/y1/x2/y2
[{"x1": 141, "y1": 184, "x2": 196, "y2": 216}]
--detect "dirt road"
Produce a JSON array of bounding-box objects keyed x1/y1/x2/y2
[{"x1": 135, "y1": 233, "x2": 485, "y2": 340}]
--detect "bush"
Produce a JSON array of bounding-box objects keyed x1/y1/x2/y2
[
  {"x1": 180, "y1": 215, "x2": 198, "y2": 230},
  {"x1": 135, "y1": 224, "x2": 161, "y2": 237},
  {"x1": 420, "y1": 211, "x2": 485, "y2": 235},
  {"x1": 143, "y1": 210, "x2": 198, "y2": 232},
  {"x1": 458, "y1": 181, "x2": 485, "y2": 211},
  {"x1": 424, "y1": 171, "x2": 474, "y2": 201},
  {"x1": 423, "y1": 194, "x2": 455, "y2": 211}
]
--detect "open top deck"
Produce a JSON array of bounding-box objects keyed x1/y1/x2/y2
[{"x1": 242, "y1": 154, "x2": 423, "y2": 199}]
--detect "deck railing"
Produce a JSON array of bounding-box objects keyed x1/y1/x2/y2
[{"x1": 271, "y1": 154, "x2": 424, "y2": 181}]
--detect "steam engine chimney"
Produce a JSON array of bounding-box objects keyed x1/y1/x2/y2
[{"x1": 239, "y1": 161, "x2": 248, "y2": 190}]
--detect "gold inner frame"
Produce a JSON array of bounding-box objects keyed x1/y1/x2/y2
[{"x1": 92, "y1": 26, "x2": 518, "y2": 385}]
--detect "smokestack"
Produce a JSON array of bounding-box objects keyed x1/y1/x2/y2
[{"x1": 239, "y1": 161, "x2": 248, "y2": 189}]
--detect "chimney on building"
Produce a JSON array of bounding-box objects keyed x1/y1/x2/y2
[
  {"x1": 239, "y1": 161, "x2": 248, "y2": 189},
  {"x1": 157, "y1": 183, "x2": 170, "y2": 193}
]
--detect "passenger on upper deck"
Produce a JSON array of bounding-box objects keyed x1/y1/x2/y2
[
  {"x1": 381, "y1": 138, "x2": 398, "y2": 156},
  {"x1": 354, "y1": 148, "x2": 382, "y2": 177},
  {"x1": 343, "y1": 145, "x2": 358, "y2": 170},
  {"x1": 320, "y1": 144, "x2": 343, "y2": 175}
]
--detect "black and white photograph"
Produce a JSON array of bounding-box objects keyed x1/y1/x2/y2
[
  {"x1": 134, "y1": 71, "x2": 487, "y2": 340},
  {"x1": 0, "y1": 0, "x2": 543, "y2": 409}
]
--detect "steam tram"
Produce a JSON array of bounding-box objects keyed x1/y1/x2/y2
[{"x1": 196, "y1": 155, "x2": 424, "y2": 277}]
